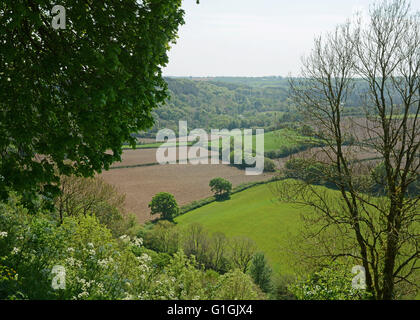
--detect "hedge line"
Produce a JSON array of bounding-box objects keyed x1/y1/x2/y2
[{"x1": 178, "y1": 177, "x2": 280, "y2": 216}]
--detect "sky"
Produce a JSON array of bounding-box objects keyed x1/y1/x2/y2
[{"x1": 163, "y1": 0, "x2": 420, "y2": 77}]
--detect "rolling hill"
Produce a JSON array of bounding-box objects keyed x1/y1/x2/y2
[{"x1": 175, "y1": 181, "x2": 311, "y2": 276}]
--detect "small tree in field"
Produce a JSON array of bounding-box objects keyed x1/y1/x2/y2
[
  {"x1": 209, "y1": 178, "x2": 232, "y2": 200},
  {"x1": 149, "y1": 192, "x2": 179, "y2": 220}
]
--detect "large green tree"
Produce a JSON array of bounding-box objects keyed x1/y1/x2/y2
[
  {"x1": 0, "y1": 0, "x2": 184, "y2": 200},
  {"x1": 149, "y1": 192, "x2": 179, "y2": 220}
]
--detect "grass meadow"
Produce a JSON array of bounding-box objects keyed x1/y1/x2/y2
[{"x1": 175, "y1": 181, "x2": 311, "y2": 276}]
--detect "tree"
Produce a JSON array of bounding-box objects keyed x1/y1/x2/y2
[
  {"x1": 143, "y1": 220, "x2": 180, "y2": 255},
  {"x1": 149, "y1": 192, "x2": 179, "y2": 220},
  {"x1": 54, "y1": 175, "x2": 138, "y2": 237},
  {"x1": 280, "y1": 0, "x2": 420, "y2": 299},
  {"x1": 208, "y1": 232, "x2": 230, "y2": 273},
  {"x1": 249, "y1": 252, "x2": 272, "y2": 293},
  {"x1": 209, "y1": 178, "x2": 232, "y2": 200},
  {"x1": 0, "y1": 1, "x2": 184, "y2": 201},
  {"x1": 230, "y1": 236, "x2": 256, "y2": 273},
  {"x1": 214, "y1": 269, "x2": 262, "y2": 300},
  {"x1": 182, "y1": 223, "x2": 211, "y2": 267}
]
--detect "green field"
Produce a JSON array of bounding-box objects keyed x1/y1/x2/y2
[
  {"x1": 259, "y1": 129, "x2": 308, "y2": 152},
  {"x1": 208, "y1": 128, "x2": 310, "y2": 153},
  {"x1": 176, "y1": 180, "x2": 420, "y2": 298},
  {"x1": 175, "y1": 181, "x2": 312, "y2": 276}
]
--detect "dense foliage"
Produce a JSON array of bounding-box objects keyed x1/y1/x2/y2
[
  {"x1": 144, "y1": 77, "x2": 381, "y2": 138},
  {"x1": 0, "y1": 194, "x2": 264, "y2": 300},
  {"x1": 249, "y1": 252, "x2": 273, "y2": 293},
  {"x1": 0, "y1": 0, "x2": 184, "y2": 202},
  {"x1": 151, "y1": 78, "x2": 291, "y2": 134},
  {"x1": 289, "y1": 262, "x2": 371, "y2": 300}
]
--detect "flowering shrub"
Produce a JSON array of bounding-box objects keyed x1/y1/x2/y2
[
  {"x1": 0, "y1": 194, "x2": 262, "y2": 300},
  {"x1": 0, "y1": 195, "x2": 165, "y2": 299},
  {"x1": 288, "y1": 262, "x2": 372, "y2": 300}
]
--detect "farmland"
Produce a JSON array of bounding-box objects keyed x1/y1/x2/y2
[
  {"x1": 2, "y1": 0, "x2": 419, "y2": 302},
  {"x1": 175, "y1": 180, "x2": 419, "y2": 292},
  {"x1": 207, "y1": 128, "x2": 311, "y2": 153},
  {"x1": 175, "y1": 181, "x2": 310, "y2": 276},
  {"x1": 101, "y1": 128, "x2": 317, "y2": 223},
  {"x1": 101, "y1": 163, "x2": 274, "y2": 223},
  {"x1": 110, "y1": 147, "x2": 219, "y2": 168}
]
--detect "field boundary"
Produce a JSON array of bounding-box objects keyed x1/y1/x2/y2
[
  {"x1": 178, "y1": 176, "x2": 281, "y2": 216},
  {"x1": 110, "y1": 156, "x2": 217, "y2": 170}
]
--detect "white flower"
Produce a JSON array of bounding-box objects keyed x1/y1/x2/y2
[
  {"x1": 0, "y1": 231, "x2": 7, "y2": 239},
  {"x1": 98, "y1": 259, "x2": 109, "y2": 268},
  {"x1": 77, "y1": 291, "x2": 89, "y2": 299},
  {"x1": 132, "y1": 237, "x2": 143, "y2": 247},
  {"x1": 66, "y1": 257, "x2": 76, "y2": 266},
  {"x1": 87, "y1": 242, "x2": 94, "y2": 248},
  {"x1": 139, "y1": 253, "x2": 151, "y2": 263},
  {"x1": 67, "y1": 247, "x2": 75, "y2": 253},
  {"x1": 119, "y1": 235, "x2": 130, "y2": 243},
  {"x1": 11, "y1": 247, "x2": 20, "y2": 255}
]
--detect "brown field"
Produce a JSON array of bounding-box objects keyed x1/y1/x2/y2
[
  {"x1": 111, "y1": 147, "x2": 220, "y2": 168},
  {"x1": 111, "y1": 148, "x2": 159, "y2": 167},
  {"x1": 274, "y1": 145, "x2": 381, "y2": 169},
  {"x1": 101, "y1": 162, "x2": 274, "y2": 223}
]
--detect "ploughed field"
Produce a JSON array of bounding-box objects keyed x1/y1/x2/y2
[
  {"x1": 110, "y1": 147, "x2": 220, "y2": 168},
  {"x1": 102, "y1": 125, "x2": 383, "y2": 223},
  {"x1": 274, "y1": 145, "x2": 382, "y2": 170},
  {"x1": 101, "y1": 158, "x2": 274, "y2": 223}
]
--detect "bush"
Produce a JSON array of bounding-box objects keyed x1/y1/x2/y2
[
  {"x1": 271, "y1": 275, "x2": 296, "y2": 300},
  {"x1": 143, "y1": 220, "x2": 180, "y2": 254},
  {"x1": 249, "y1": 252, "x2": 272, "y2": 293},
  {"x1": 0, "y1": 194, "x2": 149, "y2": 299},
  {"x1": 213, "y1": 269, "x2": 263, "y2": 300},
  {"x1": 284, "y1": 158, "x2": 328, "y2": 185},
  {"x1": 209, "y1": 178, "x2": 232, "y2": 200},
  {"x1": 264, "y1": 158, "x2": 276, "y2": 172},
  {"x1": 1, "y1": 193, "x2": 263, "y2": 301},
  {"x1": 288, "y1": 262, "x2": 372, "y2": 300},
  {"x1": 55, "y1": 176, "x2": 138, "y2": 237},
  {"x1": 149, "y1": 192, "x2": 179, "y2": 220},
  {"x1": 264, "y1": 142, "x2": 324, "y2": 159}
]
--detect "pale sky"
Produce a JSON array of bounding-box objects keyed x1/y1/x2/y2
[{"x1": 163, "y1": 0, "x2": 420, "y2": 77}]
